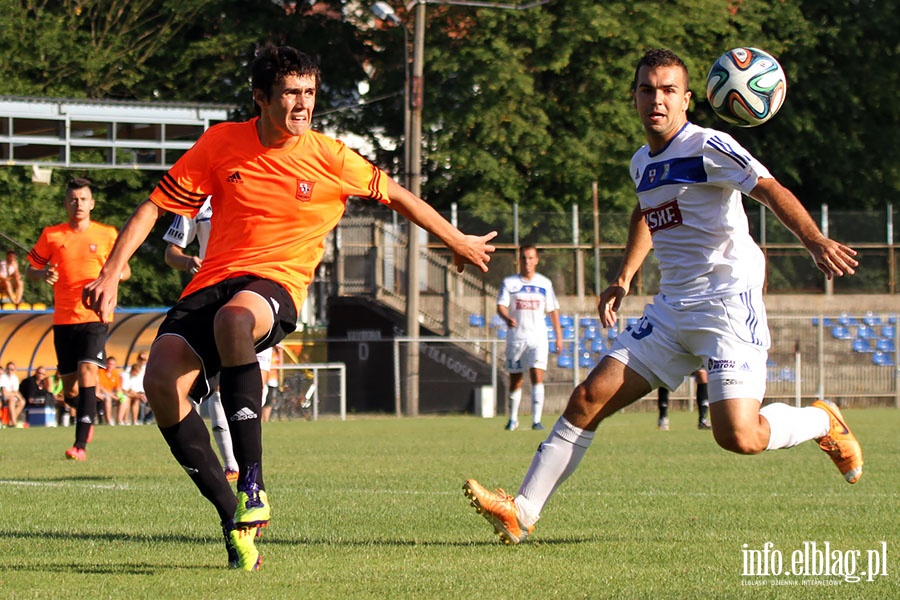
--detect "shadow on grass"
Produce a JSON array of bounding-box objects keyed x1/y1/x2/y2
[{"x1": 2, "y1": 527, "x2": 600, "y2": 549}]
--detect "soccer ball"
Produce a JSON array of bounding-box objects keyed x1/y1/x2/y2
[{"x1": 706, "y1": 47, "x2": 787, "y2": 127}]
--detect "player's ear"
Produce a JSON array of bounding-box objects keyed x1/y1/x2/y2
[{"x1": 683, "y1": 90, "x2": 692, "y2": 111}]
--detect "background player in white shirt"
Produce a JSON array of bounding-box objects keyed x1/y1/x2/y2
[
  {"x1": 465, "y1": 48, "x2": 862, "y2": 545},
  {"x1": 497, "y1": 245, "x2": 563, "y2": 430},
  {"x1": 163, "y1": 198, "x2": 273, "y2": 482}
]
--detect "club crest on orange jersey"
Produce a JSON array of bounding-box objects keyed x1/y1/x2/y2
[
  {"x1": 89, "y1": 244, "x2": 98, "y2": 253},
  {"x1": 296, "y1": 180, "x2": 315, "y2": 201}
]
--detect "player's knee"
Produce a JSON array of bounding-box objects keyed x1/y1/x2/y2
[
  {"x1": 714, "y1": 428, "x2": 765, "y2": 455},
  {"x1": 143, "y1": 363, "x2": 174, "y2": 401}
]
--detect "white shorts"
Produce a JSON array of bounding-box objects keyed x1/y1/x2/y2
[
  {"x1": 256, "y1": 347, "x2": 273, "y2": 372},
  {"x1": 607, "y1": 289, "x2": 770, "y2": 402},
  {"x1": 504, "y1": 338, "x2": 549, "y2": 373}
]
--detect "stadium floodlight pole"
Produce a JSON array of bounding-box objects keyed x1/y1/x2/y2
[{"x1": 379, "y1": 0, "x2": 554, "y2": 416}]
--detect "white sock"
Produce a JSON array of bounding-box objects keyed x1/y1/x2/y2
[
  {"x1": 760, "y1": 402, "x2": 830, "y2": 450},
  {"x1": 508, "y1": 388, "x2": 523, "y2": 422},
  {"x1": 531, "y1": 383, "x2": 545, "y2": 425},
  {"x1": 208, "y1": 391, "x2": 238, "y2": 471},
  {"x1": 515, "y1": 416, "x2": 595, "y2": 526}
]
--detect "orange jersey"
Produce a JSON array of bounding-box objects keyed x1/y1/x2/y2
[
  {"x1": 98, "y1": 367, "x2": 122, "y2": 392},
  {"x1": 28, "y1": 222, "x2": 119, "y2": 325},
  {"x1": 149, "y1": 118, "x2": 390, "y2": 312}
]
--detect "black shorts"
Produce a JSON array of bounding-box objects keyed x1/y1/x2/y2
[
  {"x1": 53, "y1": 323, "x2": 109, "y2": 376},
  {"x1": 157, "y1": 275, "x2": 297, "y2": 400}
]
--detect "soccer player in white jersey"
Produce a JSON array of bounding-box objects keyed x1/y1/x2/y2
[
  {"x1": 163, "y1": 197, "x2": 274, "y2": 483},
  {"x1": 464, "y1": 48, "x2": 863, "y2": 545},
  {"x1": 497, "y1": 245, "x2": 563, "y2": 431}
]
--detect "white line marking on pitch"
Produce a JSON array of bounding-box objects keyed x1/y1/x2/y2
[{"x1": 0, "y1": 479, "x2": 128, "y2": 490}]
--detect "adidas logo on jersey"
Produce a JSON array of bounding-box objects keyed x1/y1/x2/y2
[
  {"x1": 226, "y1": 172, "x2": 244, "y2": 184},
  {"x1": 230, "y1": 407, "x2": 257, "y2": 422}
]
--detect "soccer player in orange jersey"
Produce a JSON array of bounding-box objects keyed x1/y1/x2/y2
[
  {"x1": 26, "y1": 178, "x2": 131, "y2": 460},
  {"x1": 83, "y1": 44, "x2": 497, "y2": 571}
]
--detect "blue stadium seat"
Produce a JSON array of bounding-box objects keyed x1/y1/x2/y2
[
  {"x1": 863, "y1": 312, "x2": 882, "y2": 327},
  {"x1": 559, "y1": 314, "x2": 574, "y2": 328},
  {"x1": 837, "y1": 313, "x2": 857, "y2": 327},
  {"x1": 881, "y1": 325, "x2": 896, "y2": 339},
  {"x1": 579, "y1": 317, "x2": 599, "y2": 328},
  {"x1": 607, "y1": 328, "x2": 619, "y2": 340},
  {"x1": 562, "y1": 326, "x2": 575, "y2": 340},
  {"x1": 590, "y1": 338, "x2": 605, "y2": 353},
  {"x1": 468, "y1": 314, "x2": 485, "y2": 327},
  {"x1": 557, "y1": 353, "x2": 574, "y2": 369},
  {"x1": 496, "y1": 328, "x2": 507, "y2": 340},
  {"x1": 856, "y1": 324, "x2": 876, "y2": 339},
  {"x1": 578, "y1": 352, "x2": 595, "y2": 368},
  {"x1": 852, "y1": 338, "x2": 873, "y2": 353},
  {"x1": 872, "y1": 351, "x2": 894, "y2": 366},
  {"x1": 581, "y1": 325, "x2": 598, "y2": 340},
  {"x1": 778, "y1": 367, "x2": 796, "y2": 382},
  {"x1": 833, "y1": 326, "x2": 852, "y2": 339},
  {"x1": 831, "y1": 326, "x2": 852, "y2": 340},
  {"x1": 876, "y1": 338, "x2": 895, "y2": 353}
]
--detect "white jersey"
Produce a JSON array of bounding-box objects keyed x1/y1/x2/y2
[
  {"x1": 630, "y1": 122, "x2": 770, "y2": 302},
  {"x1": 497, "y1": 273, "x2": 559, "y2": 344},
  {"x1": 163, "y1": 197, "x2": 213, "y2": 257}
]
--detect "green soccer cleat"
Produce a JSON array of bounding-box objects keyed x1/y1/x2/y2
[
  {"x1": 235, "y1": 489, "x2": 270, "y2": 529},
  {"x1": 225, "y1": 526, "x2": 261, "y2": 571}
]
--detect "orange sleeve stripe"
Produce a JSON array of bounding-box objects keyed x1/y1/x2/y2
[
  {"x1": 27, "y1": 248, "x2": 49, "y2": 267},
  {"x1": 367, "y1": 165, "x2": 387, "y2": 202},
  {"x1": 156, "y1": 173, "x2": 208, "y2": 210}
]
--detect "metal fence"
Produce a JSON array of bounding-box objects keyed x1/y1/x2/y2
[{"x1": 284, "y1": 309, "x2": 899, "y2": 418}]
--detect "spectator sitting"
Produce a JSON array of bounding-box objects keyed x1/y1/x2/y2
[
  {"x1": 0, "y1": 249, "x2": 24, "y2": 305},
  {"x1": 19, "y1": 366, "x2": 54, "y2": 423},
  {"x1": 47, "y1": 369, "x2": 72, "y2": 426},
  {"x1": 0, "y1": 361, "x2": 26, "y2": 427},
  {"x1": 122, "y1": 361, "x2": 147, "y2": 425},
  {"x1": 97, "y1": 356, "x2": 124, "y2": 426}
]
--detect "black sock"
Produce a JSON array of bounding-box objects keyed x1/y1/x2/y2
[
  {"x1": 697, "y1": 383, "x2": 709, "y2": 422},
  {"x1": 75, "y1": 387, "x2": 97, "y2": 448},
  {"x1": 657, "y1": 388, "x2": 669, "y2": 419},
  {"x1": 159, "y1": 410, "x2": 237, "y2": 523},
  {"x1": 220, "y1": 363, "x2": 265, "y2": 492}
]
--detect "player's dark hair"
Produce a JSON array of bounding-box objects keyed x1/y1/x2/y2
[
  {"x1": 250, "y1": 43, "x2": 321, "y2": 115},
  {"x1": 632, "y1": 48, "x2": 689, "y2": 92},
  {"x1": 66, "y1": 177, "x2": 92, "y2": 191},
  {"x1": 519, "y1": 243, "x2": 538, "y2": 256}
]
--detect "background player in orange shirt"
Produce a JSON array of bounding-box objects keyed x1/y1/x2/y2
[
  {"x1": 27, "y1": 178, "x2": 131, "y2": 459},
  {"x1": 83, "y1": 44, "x2": 497, "y2": 571}
]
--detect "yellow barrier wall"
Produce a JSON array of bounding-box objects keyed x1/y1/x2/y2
[{"x1": 0, "y1": 309, "x2": 167, "y2": 375}]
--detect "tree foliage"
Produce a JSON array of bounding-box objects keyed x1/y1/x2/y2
[{"x1": 0, "y1": 0, "x2": 897, "y2": 306}]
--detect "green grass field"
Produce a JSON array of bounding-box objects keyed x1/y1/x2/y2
[{"x1": 1, "y1": 409, "x2": 897, "y2": 600}]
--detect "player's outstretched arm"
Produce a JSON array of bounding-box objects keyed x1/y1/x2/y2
[
  {"x1": 750, "y1": 178, "x2": 858, "y2": 280},
  {"x1": 83, "y1": 199, "x2": 164, "y2": 323},
  {"x1": 386, "y1": 179, "x2": 497, "y2": 272},
  {"x1": 599, "y1": 202, "x2": 652, "y2": 328}
]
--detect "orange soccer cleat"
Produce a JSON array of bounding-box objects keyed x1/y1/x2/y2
[
  {"x1": 463, "y1": 479, "x2": 534, "y2": 545},
  {"x1": 812, "y1": 400, "x2": 863, "y2": 484},
  {"x1": 65, "y1": 446, "x2": 86, "y2": 461}
]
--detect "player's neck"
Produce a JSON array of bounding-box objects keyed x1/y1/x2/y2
[
  {"x1": 256, "y1": 118, "x2": 300, "y2": 150},
  {"x1": 68, "y1": 217, "x2": 91, "y2": 232}
]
